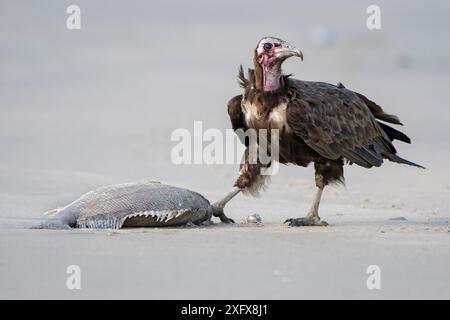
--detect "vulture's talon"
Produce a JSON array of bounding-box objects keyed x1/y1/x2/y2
[
  {"x1": 212, "y1": 206, "x2": 235, "y2": 224},
  {"x1": 219, "y1": 215, "x2": 235, "y2": 224}
]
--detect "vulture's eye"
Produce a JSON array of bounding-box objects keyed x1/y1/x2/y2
[{"x1": 263, "y1": 43, "x2": 273, "y2": 51}]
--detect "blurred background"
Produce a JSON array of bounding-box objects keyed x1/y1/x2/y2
[{"x1": 1, "y1": 0, "x2": 449, "y2": 217}]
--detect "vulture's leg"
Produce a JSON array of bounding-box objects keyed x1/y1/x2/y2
[
  {"x1": 212, "y1": 149, "x2": 270, "y2": 223},
  {"x1": 213, "y1": 187, "x2": 241, "y2": 209},
  {"x1": 285, "y1": 160, "x2": 344, "y2": 227},
  {"x1": 284, "y1": 184, "x2": 328, "y2": 227},
  {"x1": 212, "y1": 187, "x2": 241, "y2": 223}
]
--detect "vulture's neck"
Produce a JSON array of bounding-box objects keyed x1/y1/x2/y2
[{"x1": 253, "y1": 57, "x2": 283, "y2": 92}]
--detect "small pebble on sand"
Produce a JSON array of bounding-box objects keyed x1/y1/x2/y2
[{"x1": 389, "y1": 217, "x2": 408, "y2": 221}]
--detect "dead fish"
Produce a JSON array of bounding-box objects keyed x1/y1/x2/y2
[{"x1": 32, "y1": 181, "x2": 233, "y2": 229}]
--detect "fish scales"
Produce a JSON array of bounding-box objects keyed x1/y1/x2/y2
[{"x1": 33, "y1": 182, "x2": 215, "y2": 229}]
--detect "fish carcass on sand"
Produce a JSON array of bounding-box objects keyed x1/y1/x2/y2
[{"x1": 33, "y1": 181, "x2": 234, "y2": 229}]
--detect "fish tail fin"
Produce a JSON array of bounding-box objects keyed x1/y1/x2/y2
[
  {"x1": 43, "y1": 207, "x2": 63, "y2": 216},
  {"x1": 32, "y1": 207, "x2": 75, "y2": 229}
]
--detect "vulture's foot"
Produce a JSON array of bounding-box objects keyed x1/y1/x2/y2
[
  {"x1": 219, "y1": 215, "x2": 235, "y2": 223},
  {"x1": 284, "y1": 217, "x2": 328, "y2": 227},
  {"x1": 212, "y1": 207, "x2": 235, "y2": 224},
  {"x1": 286, "y1": 186, "x2": 328, "y2": 226},
  {"x1": 219, "y1": 214, "x2": 235, "y2": 224}
]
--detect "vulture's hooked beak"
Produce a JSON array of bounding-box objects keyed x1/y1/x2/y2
[{"x1": 273, "y1": 42, "x2": 303, "y2": 62}]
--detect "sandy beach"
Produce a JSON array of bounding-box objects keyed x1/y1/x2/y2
[{"x1": 0, "y1": 0, "x2": 449, "y2": 299}]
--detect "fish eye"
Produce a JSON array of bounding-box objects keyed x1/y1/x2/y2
[{"x1": 263, "y1": 43, "x2": 273, "y2": 51}]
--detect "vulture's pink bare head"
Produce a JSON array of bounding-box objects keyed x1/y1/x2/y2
[
  {"x1": 255, "y1": 37, "x2": 303, "y2": 66},
  {"x1": 254, "y1": 37, "x2": 303, "y2": 92}
]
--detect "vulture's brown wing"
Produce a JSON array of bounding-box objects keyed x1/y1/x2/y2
[
  {"x1": 227, "y1": 94, "x2": 249, "y2": 146},
  {"x1": 286, "y1": 80, "x2": 395, "y2": 168}
]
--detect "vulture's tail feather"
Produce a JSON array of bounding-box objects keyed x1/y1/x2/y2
[
  {"x1": 382, "y1": 152, "x2": 425, "y2": 169},
  {"x1": 372, "y1": 136, "x2": 424, "y2": 168},
  {"x1": 374, "y1": 113, "x2": 402, "y2": 125},
  {"x1": 378, "y1": 122, "x2": 411, "y2": 144},
  {"x1": 344, "y1": 136, "x2": 424, "y2": 169}
]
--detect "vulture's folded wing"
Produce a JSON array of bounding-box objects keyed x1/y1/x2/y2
[
  {"x1": 285, "y1": 81, "x2": 394, "y2": 168},
  {"x1": 227, "y1": 94, "x2": 249, "y2": 146}
]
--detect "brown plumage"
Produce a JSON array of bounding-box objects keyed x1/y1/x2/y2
[{"x1": 219, "y1": 37, "x2": 423, "y2": 226}]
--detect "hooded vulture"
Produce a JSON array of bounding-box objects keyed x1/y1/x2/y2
[{"x1": 213, "y1": 37, "x2": 423, "y2": 226}]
